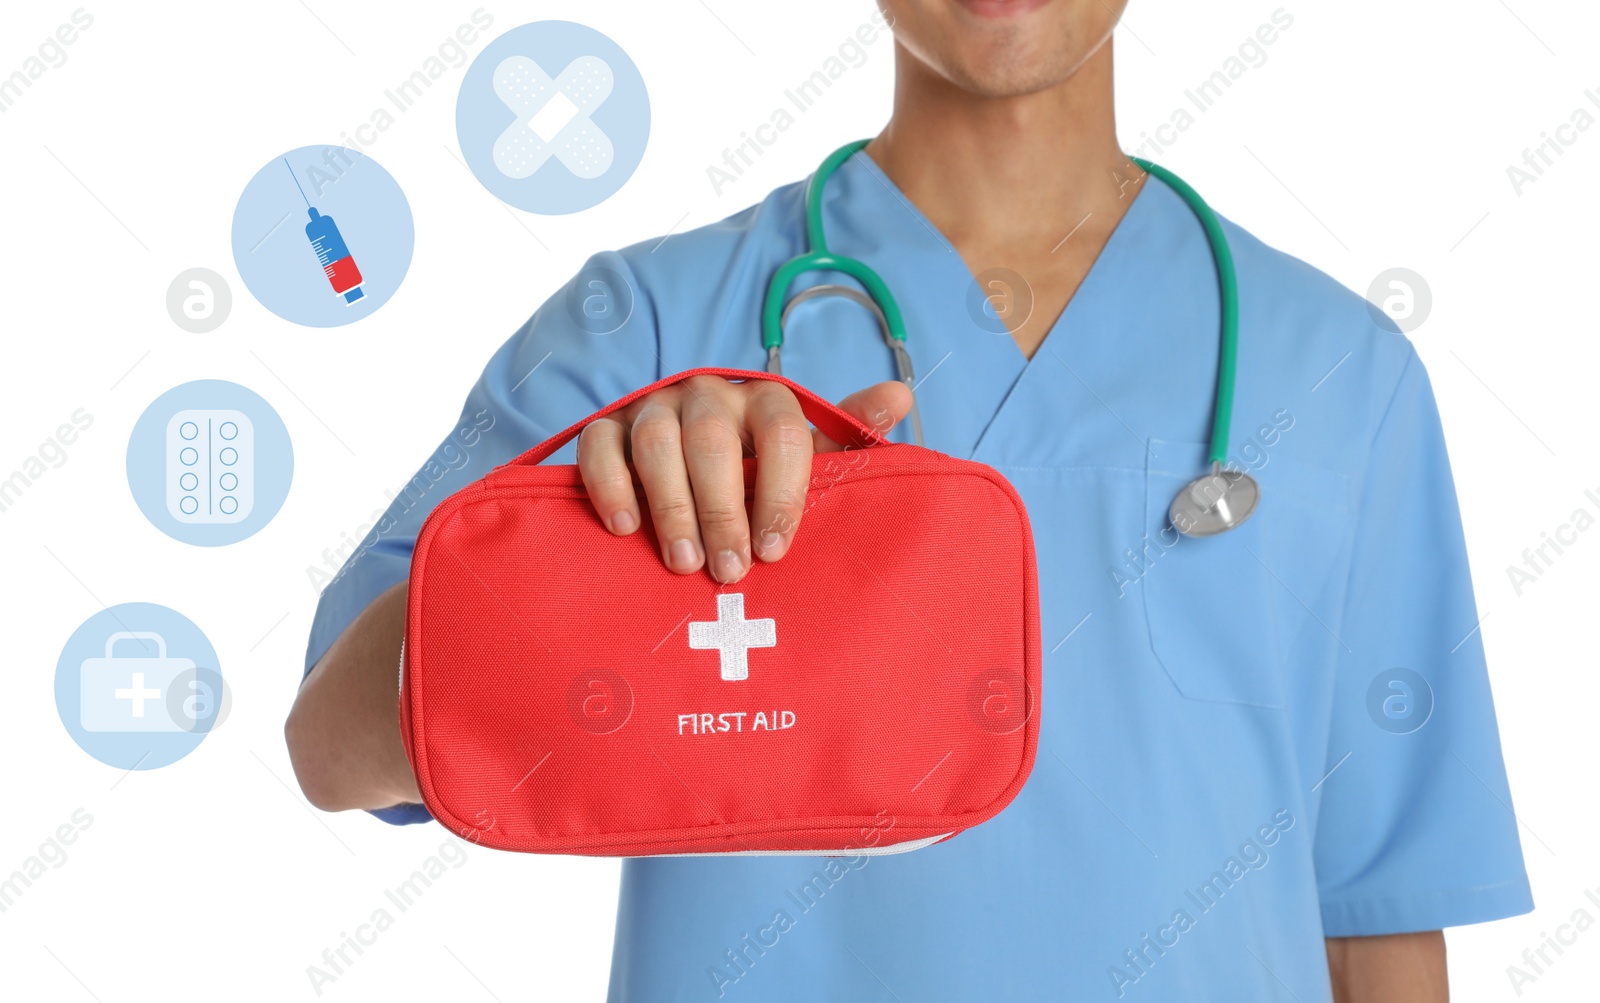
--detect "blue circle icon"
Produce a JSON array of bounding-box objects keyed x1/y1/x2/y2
[
  {"x1": 565, "y1": 262, "x2": 635, "y2": 334},
  {"x1": 56, "y1": 603, "x2": 225, "y2": 770},
  {"x1": 231, "y1": 146, "x2": 414, "y2": 327},
  {"x1": 127, "y1": 380, "x2": 293, "y2": 546},
  {"x1": 965, "y1": 268, "x2": 1034, "y2": 336},
  {"x1": 456, "y1": 21, "x2": 650, "y2": 214},
  {"x1": 1365, "y1": 668, "x2": 1434, "y2": 735}
]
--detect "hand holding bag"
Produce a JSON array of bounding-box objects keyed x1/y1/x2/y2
[{"x1": 401, "y1": 368, "x2": 1041, "y2": 855}]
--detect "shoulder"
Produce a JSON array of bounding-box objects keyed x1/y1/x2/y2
[
  {"x1": 1212, "y1": 209, "x2": 1424, "y2": 476},
  {"x1": 539, "y1": 179, "x2": 809, "y2": 370},
  {"x1": 609, "y1": 179, "x2": 810, "y2": 299},
  {"x1": 531, "y1": 177, "x2": 812, "y2": 371}
]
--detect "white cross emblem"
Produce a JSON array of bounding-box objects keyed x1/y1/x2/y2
[
  {"x1": 687, "y1": 593, "x2": 777, "y2": 681},
  {"x1": 492, "y1": 55, "x2": 616, "y2": 180},
  {"x1": 114, "y1": 672, "x2": 161, "y2": 718}
]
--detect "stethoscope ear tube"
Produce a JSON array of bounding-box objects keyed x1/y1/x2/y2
[
  {"x1": 772, "y1": 284, "x2": 925, "y2": 447},
  {"x1": 763, "y1": 139, "x2": 923, "y2": 447},
  {"x1": 889, "y1": 342, "x2": 926, "y2": 447}
]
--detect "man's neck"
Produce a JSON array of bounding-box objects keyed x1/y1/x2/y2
[{"x1": 864, "y1": 39, "x2": 1140, "y2": 358}]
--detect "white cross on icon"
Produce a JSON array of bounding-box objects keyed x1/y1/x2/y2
[
  {"x1": 687, "y1": 593, "x2": 777, "y2": 681},
  {"x1": 114, "y1": 672, "x2": 161, "y2": 718}
]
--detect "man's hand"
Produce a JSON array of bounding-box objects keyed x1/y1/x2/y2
[{"x1": 576, "y1": 375, "x2": 912, "y2": 583}]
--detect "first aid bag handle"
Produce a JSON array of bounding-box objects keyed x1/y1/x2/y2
[
  {"x1": 505, "y1": 367, "x2": 890, "y2": 469},
  {"x1": 104, "y1": 631, "x2": 167, "y2": 660}
]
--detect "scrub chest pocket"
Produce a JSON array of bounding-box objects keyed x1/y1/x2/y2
[{"x1": 1140, "y1": 439, "x2": 1352, "y2": 710}]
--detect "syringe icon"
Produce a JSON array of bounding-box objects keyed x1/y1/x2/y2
[
  {"x1": 284, "y1": 159, "x2": 366, "y2": 306},
  {"x1": 305, "y1": 208, "x2": 365, "y2": 305}
]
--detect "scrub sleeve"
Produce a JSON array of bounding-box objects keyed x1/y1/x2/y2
[
  {"x1": 1312, "y1": 345, "x2": 1534, "y2": 934},
  {"x1": 301, "y1": 252, "x2": 661, "y2": 826}
]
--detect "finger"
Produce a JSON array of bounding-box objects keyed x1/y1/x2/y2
[
  {"x1": 744, "y1": 382, "x2": 813, "y2": 563},
  {"x1": 577, "y1": 417, "x2": 640, "y2": 535},
  {"x1": 815, "y1": 380, "x2": 914, "y2": 453},
  {"x1": 679, "y1": 378, "x2": 753, "y2": 583},
  {"x1": 628, "y1": 398, "x2": 704, "y2": 574}
]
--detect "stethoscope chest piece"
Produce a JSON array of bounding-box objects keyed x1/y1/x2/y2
[{"x1": 1169, "y1": 462, "x2": 1260, "y2": 538}]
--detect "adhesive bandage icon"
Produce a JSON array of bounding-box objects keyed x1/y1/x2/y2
[{"x1": 492, "y1": 55, "x2": 615, "y2": 180}]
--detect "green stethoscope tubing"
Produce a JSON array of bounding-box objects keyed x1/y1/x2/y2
[
  {"x1": 1129, "y1": 156, "x2": 1238, "y2": 466},
  {"x1": 761, "y1": 139, "x2": 909, "y2": 354},
  {"x1": 764, "y1": 140, "x2": 1239, "y2": 469}
]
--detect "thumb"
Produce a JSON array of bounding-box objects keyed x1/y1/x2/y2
[{"x1": 814, "y1": 380, "x2": 913, "y2": 453}]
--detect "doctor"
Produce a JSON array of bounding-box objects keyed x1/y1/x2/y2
[{"x1": 286, "y1": 1, "x2": 1533, "y2": 999}]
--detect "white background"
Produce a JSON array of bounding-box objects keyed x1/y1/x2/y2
[{"x1": 1, "y1": 1, "x2": 1596, "y2": 999}]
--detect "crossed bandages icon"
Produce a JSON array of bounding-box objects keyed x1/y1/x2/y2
[{"x1": 492, "y1": 55, "x2": 616, "y2": 180}]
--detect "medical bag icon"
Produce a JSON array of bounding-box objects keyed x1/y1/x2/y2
[
  {"x1": 79, "y1": 632, "x2": 193, "y2": 733},
  {"x1": 166, "y1": 408, "x2": 254, "y2": 524},
  {"x1": 57, "y1": 603, "x2": 225, "y2": 769}
]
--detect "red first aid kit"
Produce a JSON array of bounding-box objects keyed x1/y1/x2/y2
[{"x1": 401, "y1": 368, "x2": 1040, "y2": 856}]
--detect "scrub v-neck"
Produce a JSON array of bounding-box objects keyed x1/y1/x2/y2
[{"x1": 837, "y1": 150, "x2": 1157, "y2": 458}]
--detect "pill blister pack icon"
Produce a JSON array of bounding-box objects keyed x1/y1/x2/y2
[{"x1": 165, "y1": 410, "x2": 255, "y2": 524}]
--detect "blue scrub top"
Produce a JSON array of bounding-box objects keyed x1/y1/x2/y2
[{"x1": 305, "y1": 151, "x2": 1533, "y2": 1001}]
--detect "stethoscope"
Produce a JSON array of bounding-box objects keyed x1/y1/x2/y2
[{"x1": 762, "y1": 139, "x2": 1258, "y2": 538}]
